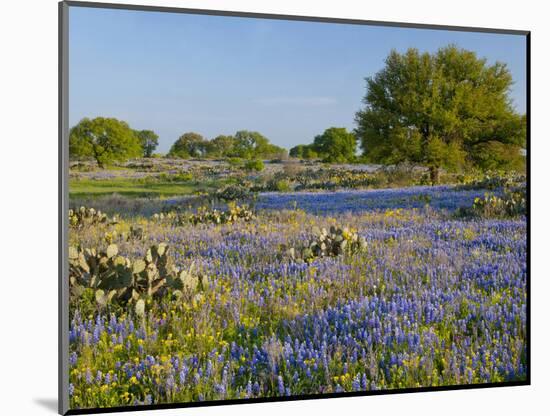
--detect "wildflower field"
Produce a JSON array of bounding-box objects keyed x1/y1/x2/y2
[{"x1": 67, "y1": 166, "x2": 527, "y2": 410}]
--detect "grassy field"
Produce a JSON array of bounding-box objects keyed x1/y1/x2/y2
[{"x1": 69, "y1": 178, "x2": 227, "y2": 198}]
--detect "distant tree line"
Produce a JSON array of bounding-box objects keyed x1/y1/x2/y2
[
  {"x1": 167, "y1": 130, "x2": 287, "y2": 160},
  {"x1": 69, "y1": 118, "x2": 287, "y2": 167}
]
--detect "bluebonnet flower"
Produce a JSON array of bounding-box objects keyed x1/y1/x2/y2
[
  {"x1": 179, "y1": 367, "x2": 188, "y2": 385},
  {"x1": 352, "y1": 375, "x2": 361, "y2": 391},
  {"x1": 214, "y1": 383, "x2": 226, "y2": 395},
  {"x1": 206, "y1": 360, "x2": 213, "y2": 378},
  {"x1": 92, "y1": 326, "x2": 100, "y2": 344},
  {"x1": 361, "y1": 373, "x2": 368, "y2": 390},
  {"x1": 166, "y1": 375, "x2": 175, "y2": 391},
  {"x1": 253, "y1": 381, "x2": 260, "y2": 395},
  {"x1": 85, "y1": 369, "x2": 92, "y2": 384},
  {"x1": 277, "y1": 376, "x2": 285, "y2": 395},
  {"x1": 69, "y1": 352, "x2": 77, "y2": 367}
]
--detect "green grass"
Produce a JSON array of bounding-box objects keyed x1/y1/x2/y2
[{"x1": 69, "y1": 178, "x2": 222, "y2": 198}]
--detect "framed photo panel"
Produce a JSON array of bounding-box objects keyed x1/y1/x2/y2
[{"x1": 59, "y1": 1, "x2": 530, "y2": 414}]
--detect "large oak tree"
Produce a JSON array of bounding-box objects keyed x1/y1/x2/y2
[
  {"x1": 355, "y1": 45, "x2": 526, "y2": 183},
  {"x1": 69, "y1": 117, "x2": 142, "y2": 168}
]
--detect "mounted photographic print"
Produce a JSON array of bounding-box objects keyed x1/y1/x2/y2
[{"x1": 59, "y1": 1, "x2": 530, "y2": 414}]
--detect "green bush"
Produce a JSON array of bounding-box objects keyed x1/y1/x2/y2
[
  {"x1": 244, "y1": 159, "x2": 265, "y2": 172},
  {"x1": 275, "y1": 180, "x2": 291, "y2": 192},
  {"x1": 215, "y1": 184, "x2": 253, "y2": 201},
  {"x1": 227, "y1": 157, "x2": 243, "y2": 167}
]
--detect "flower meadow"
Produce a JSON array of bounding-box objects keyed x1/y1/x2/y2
[{"x1": 68, "y1": 185, "x2": 527, "y2": 410}]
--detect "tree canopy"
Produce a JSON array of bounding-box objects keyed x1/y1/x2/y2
[
  {"x1": 167, "y1": 130, "x2": 287, "y2": 160},
  {"x1": 207, "y1": 135, "x2": 237, "y2": 158},
  {"x1": 167, "y1": 132, "x2": 208, "y2": 159},
  {"x1": 135, "y1": 129, "x2": 159, "y2": 158},
  {"x1": 354, "y1": 45, "x2": 526, "y2": 182},
  {"x1": 232, "y1": 130, "x2": 287, "y2": 160},
  {"x1": 69, "y1": 117, "x2": 142, "y2": 168},
  {"x1": 289, "y1": 145, "x2": 311, "y2": 159},
  {"x1": 312, "y1": 128, "x2": 357, "y2": 163},
  {"x1": 290, "y1": 127, "x2": 356, "y2": 163}
]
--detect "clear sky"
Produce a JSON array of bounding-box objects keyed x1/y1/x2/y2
[{"x1": 69, "y1": 6, "x2": 527, "y2": 153}]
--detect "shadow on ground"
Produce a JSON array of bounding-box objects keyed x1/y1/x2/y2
[{"x1": 34, "y1": 398, "x2": 57, "y2": 413}]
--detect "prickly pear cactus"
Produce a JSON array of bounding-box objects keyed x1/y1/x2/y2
[
  {"x1": 128, "y1": 226, "x2": 145, "y2": 241},
  {"x1": 68, "y1": 242, "x2": 208, "y2": 307},
  {"x1": 284, "y1": 225, "x2": 367, "y2": 263},
  {"x1": 69, "y1": 206, "x2": 112, "y2": 229},
  {"x1": 173, "y1": 204, "x2": 254, "y2": 226}
]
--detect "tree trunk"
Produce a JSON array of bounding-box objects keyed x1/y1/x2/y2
[
  {"x1": 92, "y1": 145, "x2": 104, "y2": 169},
  {"x1": 429, "y1": 166, "x2": 440, "y2": 185}
]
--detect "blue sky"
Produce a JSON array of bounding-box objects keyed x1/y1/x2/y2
[{"x1": 69, "y1": 6, "x2": 527, "y2": 153}]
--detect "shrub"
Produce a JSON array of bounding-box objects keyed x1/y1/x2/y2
[
  {"x1": 376, "y1": 164, "x2": 417, "y2": 188},
  {"x1": 215, "y1": 184, "x2": 253, "y2": 201},
  {"x1": 227, "y1": 157, "x2": 243, "y2": 167},
  {"x1": 274, "y1": 180, "x2": 291, "y2": 192},
  {"x1": 244, "y1": 159, "x2": 265, "y2": 172},
  {"x1": 282, "y1": 162, "x2": 304, "y2": 177},
  {"x1": 171, "y1": 172, "x2": 193, "y2": 182}
]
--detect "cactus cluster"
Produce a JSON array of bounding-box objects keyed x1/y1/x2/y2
[
  {"x1": 285, "y1": 226, "x2": 367, "y2": 263},
  {"x1": 151, "y1": 205, "x2": 253, "y2": 226},
  {"x1": 69, "y1": 243, "x2": 207, "y2": 309},
  {"x1": 162, "y1": 204, "x2": 254, "y2": 227},
  {"x1": 152, "y1": 212, "x2": 177, "y2": 221},
  {"x1": 190, "y1": 205, "x2": 254, "y2": 225},
  {"x1": 259, "y1": 168, "x2": 380, "y2": 192},
  {"x1": 69, "y1": 206, "x2": 113, "y2": 228},
  {"x1": 102, "y1": 226, "x2": 145, "y2": 245},
  {"x1": 472, "y1": 186, "x2": 526, "y2": 218},
  {"x1": 459, "y1": 172, "x2": 526, "y2": 191},
  {"x1": 503, "y1": 187, "x2": 527, "y2": 216}
]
